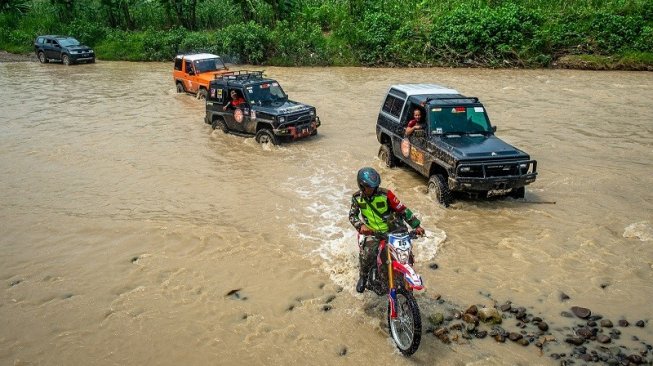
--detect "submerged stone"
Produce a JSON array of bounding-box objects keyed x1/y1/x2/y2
[
  {"x1": 618, "y1": 319, "x2": 629, "y2": 327},
  {"x1": 565, "y1": 337, "x2": 585, "y2": 346},
  {"x1": 560, "y1": 292, "x2": 570, "y2": 301},
  {"x1": 635, "y1": 320, "x2": 645, "y2": 328},
  {"x1": 428, "y1": 313, "x2": 444, "y2": 326},
  {"x1": 597, "y1": 334, "x2": 611, "y2": 344},
  {"x1": 478, "y1": 307, "x2": 502, "y2": 324},
  {"x1": 571, "y1": 306, "x2": 591, "y2": 319},
  {"x1": 601, "y1": 319, "x2": 614, "y2": 328},
  {"x1": 538, "y1": 322, "x2": 549, "y2": 332}
]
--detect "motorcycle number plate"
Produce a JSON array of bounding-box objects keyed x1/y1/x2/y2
[{"x1": 388, "y1": 234, "x2": 410, "y2": 250}]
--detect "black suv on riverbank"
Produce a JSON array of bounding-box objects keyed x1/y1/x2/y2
[
  {"x1": 376, "y1": 84, "x2": 537, "y2": 206},
  {"x1": 205, "y1": 71, "x2": 320, "y2": 145},
  {"x1": 34, "y1": 35, "x2": 95, "y2": 65}
]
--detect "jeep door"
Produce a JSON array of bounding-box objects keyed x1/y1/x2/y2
[
  {"x1": 223, "y1": 88, "x2": 251, "y2": 133},
  {"x1": 183, "y1": 60, "x2": 199, "y2": 93},
  {"x1": 399, "y1": 102, "x2": 430, "y2": 174}
]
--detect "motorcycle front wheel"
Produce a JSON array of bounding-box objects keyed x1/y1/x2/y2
[{"x1": 387, "y1": 288, "x2": 422, "y2": 356}]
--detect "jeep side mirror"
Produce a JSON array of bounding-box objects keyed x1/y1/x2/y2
[{"x1": 492, "y1": 126, "x2": 497, "y2": 133}]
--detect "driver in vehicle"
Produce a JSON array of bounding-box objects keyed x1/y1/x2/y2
[
  {"x1": 223, "y1": 90, "x2": 245, "y2": 111},
  {"x1": 405, "y1": 108, "x2": 424, "y2": 137},
  {"x1": 349, "y1": 167, "x2": 425, "y2": 293}
]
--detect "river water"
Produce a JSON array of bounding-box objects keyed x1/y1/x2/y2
[{"x1": 1, "y1": 62, "x2": 652, "y2": 365}]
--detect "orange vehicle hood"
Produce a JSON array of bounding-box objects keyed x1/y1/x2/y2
[{"x1": 197, "y1": 70, "x2": 231, "y2": 85}]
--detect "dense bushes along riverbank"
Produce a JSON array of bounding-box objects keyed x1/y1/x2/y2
[{"x1": 1, "y1": 0, "x2": 652, "y2": 69}]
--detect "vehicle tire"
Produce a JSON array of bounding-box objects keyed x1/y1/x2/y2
[
  {"x1": 310, "y1": 129, "x2": 318, "y2": 136},
  {"x1": 37, "y1": 51, "x2": 48, "y2": 64},
  {"x1": 211, "y1": 118, "x2": 228, "y2": 133},
  {"x1": 387, "y1": 288, "x2": 422, "y2": 356},
  {"x1": 510, "y1": 186, "x2": 525, "y2": 199},
  {"x1": 255, "y1": 129, "x2": 279, "y2": 145},
  {"x1": 89, "y1": 58, "x2": 96, "y2": 64},
  {"x1": 198, "y1": 88, "x2": 208, "y2": 100},
  {"x1": 176, "y1": 82, "x2": 185, "y2": 93},
  {"x1": 62, "y1": 54, "x2": 71, "y2": 66},
  {"x1": 428, "y1": 174, "x2": 452, "y2": 207},
  {"x1": 378, "y1": 144, "x2": 397, "y2": 168}
]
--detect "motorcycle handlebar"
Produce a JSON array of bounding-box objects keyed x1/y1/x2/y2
[{"x1": 370, "y1": 230, "x2": 421, "y2": 240}]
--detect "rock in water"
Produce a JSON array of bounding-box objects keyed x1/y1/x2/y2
[
  {"x1": 538, "y1": 322, "x2": 549, "y2": 332},
  {"x1": 561, "y1": 311, "x2": 573, "y2": 318},
  {"x1": 565, "y1": 337, "x2": 585, "y2": 346},
  {"x1": 428, "y1": 313, "x2": 444, "y2": 326},
  {"x1": 499, "y1": 303, "x2": 511, "y2": 312},
  {"x1": 560, "y1": 292, "x2": 570, "y2": 301},
  {"x1": 600, "y1": 319, "x2": 614, "y2": 328},
  {"x1": 618, "y1": 319, "x2": 629, "y2": 327},
  {"x1": 465, "y1": 305, "x2": 478, "y2": 315},
  {"x1": 576, "y1": 327, "x2": 593, "y2": 339},
  {"x1": 475, "y1": 330, "x2": 488, "y2": 339},
  {"x1": 571, "y1": 306, "x2": 591, "y2": 319},
  {"x1": 463, "y1": 313, "x2": 478, "y2": 325},
  {"x1": 636, "y1": 320, "x2": 645, "y2": 328},
  {"x1": 597, "y1": 334, "x2": 611, "y2": 344},
  {"x1": 478, "y1": 307, "x2": 502, "y2": 324},
  {"x1": 509, "y1": 332, "x2": 523, "y2": 341}
]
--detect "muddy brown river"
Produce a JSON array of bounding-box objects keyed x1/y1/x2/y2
[{"x1": 1, "y1": 62, "x2": 652, "y2": 365}]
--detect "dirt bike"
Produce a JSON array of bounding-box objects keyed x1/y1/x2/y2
[{"x1": 363, "y1": 229, "x2": 423, "y2": 356}]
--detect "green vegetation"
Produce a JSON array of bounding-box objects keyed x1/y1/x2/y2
[{"x1": 1, "y1": 0, "x2": 652, "y2": 69}]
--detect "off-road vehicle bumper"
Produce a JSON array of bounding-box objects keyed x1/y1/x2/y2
[
  {"x1": 449, "y1": 160, "x2": 537, "y2": 192},
  {"x1": 273, "y1": 116, "x2": 321, "y2": 139}
]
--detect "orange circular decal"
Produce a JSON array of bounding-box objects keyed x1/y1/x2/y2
[
  {"x1": 401, "y1": 138, "x2": 411, "y2": 158},
  {"x1": 234, "y1": 109, "x2": 244, "y2": 123}
]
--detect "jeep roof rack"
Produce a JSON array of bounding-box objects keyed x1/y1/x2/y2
[
  {"x1": 424, "y1": 96, "x2": 479, "y2": 104},
  {"x1": 215, "y1": 70, "x2": 265, "y2": 81}
]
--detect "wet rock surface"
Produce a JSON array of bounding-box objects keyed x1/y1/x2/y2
[{"x1": 423, "y1": 295, "x2": 652, "y2": 365}]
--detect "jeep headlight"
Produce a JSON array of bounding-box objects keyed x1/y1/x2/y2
[
  {"x1": 309, "y1": 110, "x2": 315, "y2": 116},
  {"x1": 519, "y1": 163, "x2": 528, "y2": 169},
  {"x1": 278, "y1": 116, "x2": 285, "y2": 123},
  {"x1": 460, "y1": 166, "x2": 471, "y2": 172}
]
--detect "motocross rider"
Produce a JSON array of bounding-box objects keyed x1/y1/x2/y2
[{"x1": 349, "y1": 167, "x2": 425, "y2": 293}]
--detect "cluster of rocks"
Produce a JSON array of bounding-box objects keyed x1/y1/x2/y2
[{"x1": 426, "y1": 300, "x2": 652, "y2": 365}]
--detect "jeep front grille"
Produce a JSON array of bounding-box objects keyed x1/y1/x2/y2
[
  {"x1": 282, "y1": 112, "x2": 312, "y2": 126},
  {"x1": 457, "y1": 160, "x2": 537, "y2": 178}
]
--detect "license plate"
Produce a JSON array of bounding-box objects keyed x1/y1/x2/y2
[
  {"x1": 83, "y1": 54, "x2": 88, "y2": 57},
  {"x1": 302, "y1": 128, "x2": 309, "y2": 135}
]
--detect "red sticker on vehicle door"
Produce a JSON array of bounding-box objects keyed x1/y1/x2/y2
[{"x1": 234, "y1": 109, "x2": 244, "y2": 123}]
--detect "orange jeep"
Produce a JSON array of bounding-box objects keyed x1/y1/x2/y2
[{"x1": 173, "y1": 53, "x2": 230, "y2": 99}]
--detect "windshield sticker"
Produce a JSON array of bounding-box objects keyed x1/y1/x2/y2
[
  {"x1": 431, "y1": 108, "x2": 441, "y2": 112},
  {"x1": 474, "y1": 107, "x2": 484, "y2": 113},
  {"x1": 246, "y1": 87, "x2": 253, "y2": 93},
  {"x1": 452, "y1": 107, "x2": 465, "y2": 113},
  {"x1": 261, "y1": 83, "x2": 270, "y2": 89},
  {"x1": 436, "y1": 127, "x2": 443, "y2": 134},
  {"x1": 272, "y1": 82, "x2": 278, "y2": 87}
]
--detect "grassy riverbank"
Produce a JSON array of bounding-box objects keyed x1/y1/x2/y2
[{"x1": 1, "y1": 0, "x2": 652, "y2": 70}]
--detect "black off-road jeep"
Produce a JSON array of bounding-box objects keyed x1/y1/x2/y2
[
  {"x1": 376, "y1": 84, "x2": 537, "y2": 206},
  {"x1": 204, "y1": 71, "x2": 320, "y2": 145}
]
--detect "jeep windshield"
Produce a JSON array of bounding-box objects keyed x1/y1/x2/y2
[
  {"x1": 193, "y1": 58, "x2": 226, "y2": 73},
  {"x1": 429, "y1": 106, "x2": 492, "y2": 135},
  {"x1": 245, "y1": 82, "x2": 288, "y2": 105},
  {"x1": 58, "y1": 38, "x2": 80, "y2": 47}
]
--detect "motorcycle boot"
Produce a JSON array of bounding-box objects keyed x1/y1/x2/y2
[{"x1": 356, "y1": 275, "x2": 366, "y2": 293}]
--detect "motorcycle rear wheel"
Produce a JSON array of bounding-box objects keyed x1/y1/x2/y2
[{"x1": 387, "y1": 288, "x2": 422, "y2": 356}]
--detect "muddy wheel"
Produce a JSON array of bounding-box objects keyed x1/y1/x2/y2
[
  {"x1": 387, "y1": 288, "x2": 422, "y2": 356},
  {"x1": 428, "y1": 174, "x2": 452, "y2": 207},
  {"x1": 255, "y1": 129, "x2": 279, "y2": 145},
  {"x1": 198, "y1": 88, "x2": 208, "y2": 100},
  {"x1": 211, "y1": 118, "x2": 228, "y2": 133},
  {"x1": 176, "y1": 82, "x2": 185, "y2": 93},
  {"x1": 62, "y1": 54, "x2": 71, "y2": 66},
  {"x1": 38, "y1": 51, "x2": 48, "y2": 64},
  {"x1": 510, "y1": 186, "x2": 525, "y2": 199},
  {"x1": 378, "y1": 144, "x2": 397, "y2": 168}
]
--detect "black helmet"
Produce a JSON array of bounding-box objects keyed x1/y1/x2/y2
[{"x1": 357, "y1": 167, "x2": 381, "y2": 193}]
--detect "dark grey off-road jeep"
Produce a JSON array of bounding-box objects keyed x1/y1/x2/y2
[
  {"x1": 204, "y1": 71, "x2": 320, "y2": 145},
  {"x1": 376, "y1": 84, "x2": 537, "y2": 206}
]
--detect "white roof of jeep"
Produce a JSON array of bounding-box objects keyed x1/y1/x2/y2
[
  {"x1": 390, "y1": 84, "x2": 459, "y2": 96},
  {"x1": 177, "y1": 53, "x2": 220, "y2": 61}
]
